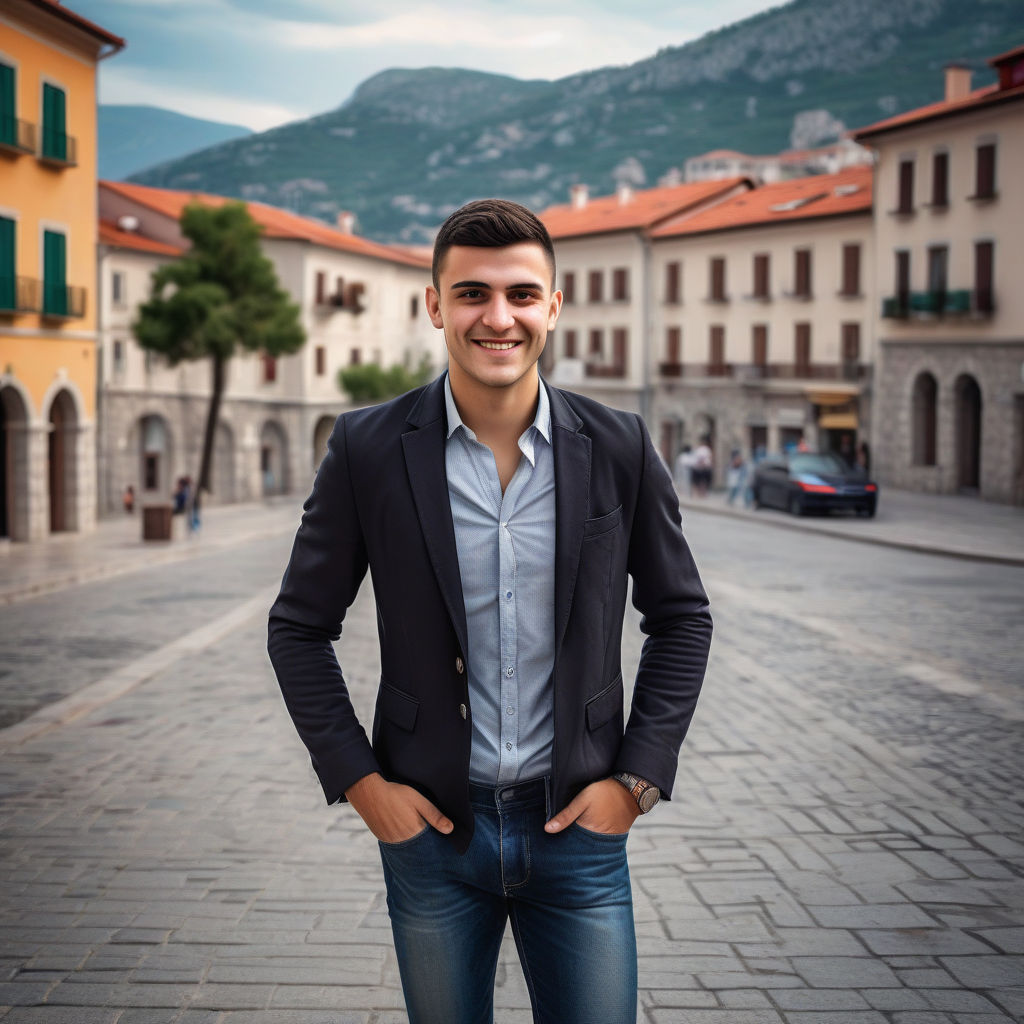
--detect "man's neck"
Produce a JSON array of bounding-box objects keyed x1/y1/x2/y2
[{"x1": 448, "y1": 368, "x2": 540, "y2": 446}]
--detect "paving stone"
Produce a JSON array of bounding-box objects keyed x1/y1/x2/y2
[
  {"x1": 858, "y1": 930, "x2": 992, "y2": 957},
  {"x1": 770, "y1": 988, "x2": 870, "y2": 1010},
  {"x1": 938, "y1": 956, "x2": 1024, "y2": 989},
  {"x1": 861, "y1": 988, "x2": 930, "y2": 1011},
  {"x1": 790, "y1": 957, "x2": 901, "y2": 988},
  {"x1": 809, "y1": 906, "x2": 939, "y2": 929}
]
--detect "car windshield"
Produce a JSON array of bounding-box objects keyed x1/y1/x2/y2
[{"x1": 789, "y1": 453, "x2": 849, "y2": 476}]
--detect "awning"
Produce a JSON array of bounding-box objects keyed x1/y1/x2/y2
[
  {"x1": 809, "y1": 390, "x2": 857, "y2": 407},
  {"x1": 818, "y1": 411, "x2": 858, "y2": 430}
]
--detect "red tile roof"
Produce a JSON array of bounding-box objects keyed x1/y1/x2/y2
[
  {"x1": 540, "y1": 178, "x2": 751, "y2": 239},
  {"x1": 651, "y1": 166, "x2": 873, "y2": 239},
  {"x1": 99, "y1": 181, "x2": 431, "y2": 269},
  {"x1": 26, "y1": 0, "x2": 124, "y2": 49},
  {"x1": 99, "y1": 219, "x2": 183, "y2": 256}
]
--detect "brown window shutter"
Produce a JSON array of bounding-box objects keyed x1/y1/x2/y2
[
  {"x1": 841, "y1": 323, "x2": 860, "y2": 364},
  {"x1": 898, "y1": 160, "x2": 914, "y2": 212},
  {"x1": 895, "y1": 250, "x2": 911, "y2": 302},
  {"x1": 794, "y1": 323, "x2": 811, "y2": 373},
  {"x1": 563, "y1": 272, "x2": 576, "y2": 303},
  {"x1": 974, "y1": 240, "x2": 994, "y2": 312},
  {"x1": 709, "y1": 325, "x2": 725, "y2": 368},
  {"x1": 842, "y1": 244, "x2": 860, "y2": 296},
  {"x1": 315, "y1": 346, "x2": 326, "y2": 376},
  {"x1": 794, "y1": 249, "x2": 811, "y2": 297},
  {"x1": 349, "y1": 348, "x2": 361, "y2": 366},
  {"x1": 752, "y1": 324, "x2": 767, "y2": 366},
  {"x1": 588, "y1": 271, "x2": 603, "y2": 303},
  {"x1": 932, "y1": 151, "x2": 949, "y2": 206},
  {"x1": 612, "y1": 267, "x2": 629, "y2": 301},
  {"x1": 665, "y1": 261, "x2": 680, "y2": 303},
  {"x1": 710, "y1": 257, "x2": 725, "y2": 300},
  {"x1": 612, "y1": 328, "x2": 628, "y2": 372},
  {"x1": 263, "y1": 354, "x2": 277, "y2": 383},
  {"x1": 564, "y1": 329, "x2": 577, "y2": 358},
  {"x1": 666, "y1": 326, "x2": 681, "y2": 362},
  {"x1": 589, "y1": 328, "x2": 603, "y2": 356},
  {"x1": 753, "y1": 254, "x2": 769, "y2": 298},
  {"x1": 976, "y1": 143, "x2": 996, "y2": 199},
  {"x1": 315, "y1": 271, "x2": 326, "y2": 305}
]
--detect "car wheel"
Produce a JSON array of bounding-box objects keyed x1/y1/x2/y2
[
  {"x1": 862, "y1": 504, "x2": 876, "y2": 519},
  {"x1": 788, "y1": 493, "x2": 804, "y2": 517}
]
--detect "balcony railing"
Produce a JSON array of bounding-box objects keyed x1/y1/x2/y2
[
  {"x1": 671, "y1": 362, "x2": 867, "y2": 382},
  {"x1": 38, "y1": 129, "x2": 78, "y2": 167},
  {"x1": 0, "y1": 116, "x2": 37, "y2": 155},
  {"x1": 881, "y1": 290, "x2": 995, "y2": 320},
  {"x1": 0, "y1": 276, "x2": 43, "y2": 314},
  {"x1": 658, "y1": 361, "x2": 683, "y2": 377},
  {"x1": 42, "y1": 284, "x2": 86, "y2": 319},
  {"x1": 584, "y1": 362, "x2": 626, "y2": 379}
]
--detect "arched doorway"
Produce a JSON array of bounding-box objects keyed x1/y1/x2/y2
[
  {"x1": 1, "y1": 385, "x2": 31, "y2": 540},
  {"x1": 138, "y1": 414, "x2": 173, "y2": 498},
  {"x1": 312, "y1": 415, "x2": 334, "y2": 471},
  {"x1": 212, "y1": 420, "x2": 235, "y2": 504},
  {"x1": 954, "y1": 374, "x2": 982, "y2": 492},
  {"x1": 260, "y1": 421, "x2": 289, "y2": 496},
  {"x1": 48, "y1": 389, "x2": 78, "y2": 533},
  {"x1": 912, "y1": 371, "x2": 938, "y2": 466}
]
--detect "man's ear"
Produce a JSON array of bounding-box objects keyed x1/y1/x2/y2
[
  {"x1": 547, "y1": 289, "x2": 563, "y2": 331},
  {"x1": 425, "y1": 285, "x2": 444, "y2": 329}
]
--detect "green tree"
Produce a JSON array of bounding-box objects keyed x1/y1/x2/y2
[
  {"x1": 134, "y1": 202, "x2": 304, "y2": 498},
  {"x1": 338, "y1": 355, "x2": 433, "y2": 403}
]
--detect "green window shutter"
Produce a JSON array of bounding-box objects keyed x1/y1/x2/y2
[
  {"x1": 0, "y1": 63, "x2": 14, "y2": 148},
  {"x1": 0, "y1": 217, "x2": 14, "y2": 311},
  {"x1": 44, "y1": 229, "x2": 67, "y2": 315},
  {"x1": 42, "y1": 83, "x2": 66, "y2": 160}
]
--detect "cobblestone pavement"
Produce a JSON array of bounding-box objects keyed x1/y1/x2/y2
[{"x1": 0, "y1": 509, "x2": 1022, "y2": 1023}]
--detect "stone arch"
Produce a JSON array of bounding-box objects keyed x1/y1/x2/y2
[
  {"x1": 0, "y1": 381, "x2": 32, "y2": 541},
  {"x1": 47, "y1": 389, "x2": 78, "y2": 533},
  {"x1": 911, "y1": 370, "x2": 938, "y2": 466},
  {"x1": 953, "y1": 373, "x2": 982, "y2": 492},
  {"x1": 133, "y1": 413, "x2": 174, "y2": 499},
  {"x1": 259, "y1": 420, "x2": 289, "y2": 496},
  {"x1": 312, "y1": 415, "x2": 334, "y2": 471}
]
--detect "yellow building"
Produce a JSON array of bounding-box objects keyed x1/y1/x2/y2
[{"x1": 0, "y1": 0, "x2": 123, "y2": 541}]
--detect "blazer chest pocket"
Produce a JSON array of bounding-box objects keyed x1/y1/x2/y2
[
  {"x1": 378, "y1": 680, "x2": 419, "y2": 732},
  {"x1": 582, "y1": 504, "x2": 622, "y2": 540}
]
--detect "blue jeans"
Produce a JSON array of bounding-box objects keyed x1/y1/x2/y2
[{"x1": 378, "y1": 777, "x2": 637, "y2": 1024}]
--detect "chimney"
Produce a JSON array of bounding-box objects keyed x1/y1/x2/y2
[
  {"x1": 616, "y1": 182, "x2": 634, "y2": 205},
  {"x1": 944, "y1": 63, "x2": 972, "y2": 103},
  {"x1": 337, "y1": 210, "x2": 355, "y2": 234},
  {"x1": 570, "y1": 183, "x2": 589, "y2": 210}
]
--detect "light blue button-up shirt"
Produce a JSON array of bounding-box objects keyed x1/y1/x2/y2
[{"x1": 444, "y1": 375, "x2": 556, "y2": 785}]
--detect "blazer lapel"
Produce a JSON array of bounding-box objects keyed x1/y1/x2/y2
[
  {"x1": 402, "y1": 378, "x2": 470, "y2": 660},
  {"x1": 547, "y1": 383, "x2": 591, "y2": 658}
]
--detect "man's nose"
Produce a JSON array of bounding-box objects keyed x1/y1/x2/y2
[{"x1": 480, "y1": 296, "x2": 515, "y2": 332}]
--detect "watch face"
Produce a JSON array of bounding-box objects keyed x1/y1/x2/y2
[{"x1": 638, "y1": 786, "x2": 660, "y2": 813}]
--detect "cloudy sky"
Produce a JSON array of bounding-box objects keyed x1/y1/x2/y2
[{"x1": 73, "y1": 0, "x2": 784, "y2": 131}]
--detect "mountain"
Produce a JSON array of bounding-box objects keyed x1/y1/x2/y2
[
  {"x1": 129, "y1": 0, "x2": 1024, "y2": 242},
  {"x1": 99, "y1": 105, "x2": 251, "y2": 180}
]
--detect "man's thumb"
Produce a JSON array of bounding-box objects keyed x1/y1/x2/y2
[{"x1": 544, "y1": 800, "x2": 580, "y2": 833}]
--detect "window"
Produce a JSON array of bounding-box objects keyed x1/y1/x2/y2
[
  {"x1": 112, "y1": 339, "x2": 125, "y2": 375},
  {"x1": 564, "y1": 329, "x2": 577, "y2": 358},
  {"x1": 562, "y1": 271, "x2": 576, "y2": 304},
  {"x1": 665, "y1": 326, "x2": 681, "y2": 363},
  {"x1": 262, "y1": 353, "x2": 277, "y2": 383},
  {"x1": 611, "y1": 328, "x2": 628, "y2": 373},
  {"x1": 709, "y1": 325, "x2": 725, "y2": 370},
  {"x1": 42, "y1": 229, "x2": 67, "y2": 316},
  {"x1": 409, "y1": 295, "x2": 418, "y2": 319},
  {"x1": 927, "y1": 245, "x2": 948, "y2": 301},
  {"x1": 588, "y1": 271, "x2": 603, "y2": 303},
  {"x1": 315, "y1": 345, "x2": 326, "y2": 376},
  {"x1": 974, "y1": 142, "x2": 996, "y2": 200},
  {"x1": 111, "y1": 270, "x2": 125, "y2": 307},
  {"x1": 895, "y1": 250, "x2": 911, "y2": 305},
  {"x1": 931, "y1": 151, "x2": 949, "y2": 207},
  {"x1": 840, "y1": 243, "x2": 861, "y2": 297},
  {"x1": 752, "y1": 254, "x2": 770, "y2": 299},
  {"x1": 0, "y1": 215, "x2": 14, "y2": 311},
  {"x1": 349, "y1": 348, "x2": 362, "y2": 365},
  {"x1": 0, "y1": 61, "x2": 16, "y2": 149},
  {"x1": 709, "y1": 257, "x2": 726, "y2": 301},
  {"x1": 612, "y1": 268, "x2": 629, "y2": 301},
  {"x1": 897, "y1": 159, "x2": 914, "y2": 213},
  {"x1": 841, "y1": 323, "x2": 861, "y2": 366},
  {"x1": 144, "y1": 350, "x2": 157, "y2": 375},
  {"x1": 752, "y1": 324, "x2": 768, "y2": 367},
  {"x1": 793, "y1": 249, "x2": 812, "y2": 299},
  {"x1": 912, "y1": 372, "x2": 938, "y2": 466},
  {"x1": 588, "y1": 328, "x2": 603, "y2": 358},
  {"x1": 665, "y1": 261, "x2": 681, "y2": 304},
  {"x1": 315, "y1": 271, "x2": 326, "y2": 305},
  {"x1": 41, "y1": 82, "x2": 69, "y2": 162},
  {"x1": 974, "y1": 240, "x2": 994, "y2": 314},
  {"x1": 794, "y1": 323, "x2": 811, "y2": 375}
]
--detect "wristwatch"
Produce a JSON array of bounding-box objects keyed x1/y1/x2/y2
[{"x1": 613, "y1": 772, "x2": 661, "y2": 813}]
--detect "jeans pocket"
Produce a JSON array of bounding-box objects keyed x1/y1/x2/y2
[
  {"x1": 569, "y1": 821, "x2": 630, "y2": 842},
  {"x1": 378, "y1": 824, "x2": 432, "y2": 850}
]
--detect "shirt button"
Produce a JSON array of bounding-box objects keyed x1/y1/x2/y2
[
  {"x1": 506, "y1": 706, "x2": 514, "y2": 715},
  {"x1": 506, "y1": 742, "x2": 512, "y2": 751},
  {"x1": 455, "y1": 656, "x2": 465, "y2": 674},
  {"x1": 459, "y1": 704, "x2": 467, "y2": 720},
  {"x1": 506, "y1": 666, "x2": 514, "y2": 678},
  {"x1": 505, "y1": 591, "x2": 512, "y2": 600}
]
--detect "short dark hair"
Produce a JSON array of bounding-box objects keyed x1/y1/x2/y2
[{"x1": 432, "y1": 198, "x2": 556, "y2": 289}]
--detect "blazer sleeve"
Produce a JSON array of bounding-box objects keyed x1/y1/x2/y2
[
  {"x1": 267, "y1": 414, "x2": 379, "y2": 804},
  {"x1": 616, "y1": 415, "x2": 713, "y2": 799}
]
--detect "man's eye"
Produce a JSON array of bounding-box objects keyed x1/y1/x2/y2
[
  {"x1": 460, "y1": 289, "x2": 483, "y2": 299},
  {"x1": 511, "y1": 291, "x2": 535, "y2": 301}
]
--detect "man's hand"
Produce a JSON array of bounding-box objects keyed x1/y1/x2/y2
[
  {"x1": 345, "y1": 773, "x2": 453, "y2": 844},
  {"x1": 544, "y1": 777, "x2": 642, "y2": 835}
]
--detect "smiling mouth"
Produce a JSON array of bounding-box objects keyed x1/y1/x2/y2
[{"x1": 474, "y1": 339, "x2": 523, "y2": 351}]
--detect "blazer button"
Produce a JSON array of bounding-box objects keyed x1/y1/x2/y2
[
  {"x1": 459, "y1": 703, "x2": 467, "y2": 720},
  {"x1": 455, "y1": 656, "x2": 465, "y2": 674}
]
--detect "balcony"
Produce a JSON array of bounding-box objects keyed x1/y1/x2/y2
[
  {"x1": 38, "y1": 129, "x2": 78, "y2": 167},
  {"x1": 41, "y1": 284, "x2": 86, "y2": 320},
  {"x1": 658, "y1": 361, "x2": 683, "y2": 378},
  {"x1": 0, "y1": 276, "x2": 42, "y2": 314},
  {"x1": 881, "y1": 290, "x2": 995, "y2": 320},
  {"x1": 0, "y1": 117, "x2": 37, "y2": 156},
  {"x1": 584, "y1": 362, "x2": 626, "y2": 379}
]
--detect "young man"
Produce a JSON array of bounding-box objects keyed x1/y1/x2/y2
[{"x1": 268, "y1": 199, "x2": 712, "y2": 1023}]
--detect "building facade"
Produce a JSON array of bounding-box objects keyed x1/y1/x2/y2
[
  {"x1": 96, "y1": 181, "x2": 442, "y2": 516},
  {"x1": 0, "y1": 0, "x2": 123, "y2": 541},
  {"x1": 854, "y1": 51, "x2": 1024, "y2": 505}
]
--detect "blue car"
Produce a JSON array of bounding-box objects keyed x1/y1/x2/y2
[{"x1": 751, "y1": 452, "x2": 878, "y2": 518}]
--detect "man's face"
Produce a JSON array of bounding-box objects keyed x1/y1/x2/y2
[{"x1": 426, "y1": 243, "x2": 562, "y2": 395}]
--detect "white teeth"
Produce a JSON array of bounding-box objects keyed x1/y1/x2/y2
[{"x1": 476, "y1": 340, "x2": 520, "y2": 350}]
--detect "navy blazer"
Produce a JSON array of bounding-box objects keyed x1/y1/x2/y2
[{"x1": 268, "y1": 375, "x2": 712, "y2": 852}]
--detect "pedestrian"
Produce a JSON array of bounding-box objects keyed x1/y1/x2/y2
[
  {"x1": 172, "y1": 477, "x2": 188, "y2": 515},
  {"x1": 692, "y1": 435, "x2": 713, "y2": 497},
  {"x1": 189, "y1": 482, "x2": 201, "y2": 533},
  {"x1": 268, "y1": 199, "x2": 713, "y2": 1024},
  {"x1": 674, "y1": 443, "x2": 694, "y2": 497},
  {"x1": 122, "y1": 484, "x2": 135, "y2": 514},
  {"x1": 726, "y1": 449, "x2": 747, "y2": 505}
]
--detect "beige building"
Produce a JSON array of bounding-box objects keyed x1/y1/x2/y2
[
  {"x1": 648, "y1": 167, "x2": 874, "y2": 475},
  {"x1": 96, "y1": 181, "x2": 442, "y2": 514},
  {"x1": 540, "y1": 179, "x2": 750, "y2": 416},
  {"x1": 684, "y1": 139, "x2": 872, "y2": 185},
  {"x1": 853, "y1": 48, "x2": 1024, "y2": 504}
]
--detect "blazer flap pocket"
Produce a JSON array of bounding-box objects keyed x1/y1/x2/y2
[
  {"x1": 378, "y1": 681, "x2": 419, "y2": 732},
  {"x1": 585, "y1": 674, "x2": 623, "y2": 731},
  {"x1": 583, "y1": 504, "x2": 623, "y2": 539}
]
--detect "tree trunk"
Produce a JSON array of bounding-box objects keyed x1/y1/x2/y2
[{"x1": 197, "y1": 354, "x2": 226, "y2": 495}]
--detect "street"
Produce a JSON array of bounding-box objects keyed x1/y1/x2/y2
[{"x1": 1, "y1": 505, "x2": 1022, "y2": 1023}]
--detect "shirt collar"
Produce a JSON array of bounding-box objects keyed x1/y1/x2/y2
[{"x1": 444, "y1": 373, "x2": 552, "y2": 459}]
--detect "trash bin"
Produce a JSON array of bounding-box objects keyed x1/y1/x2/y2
[{"x1": 142, "y1": 503, "x2": 174, "y2": 541}]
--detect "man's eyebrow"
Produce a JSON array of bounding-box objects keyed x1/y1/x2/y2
[
  {"x1": 448, "y1": 280, "x2": 545, "y2": 291},
  {"x1": 449, "y1": 280, "x2": 490, "y2": 290}
]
